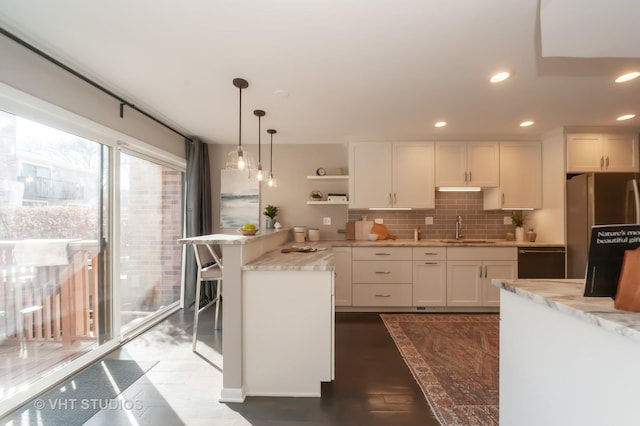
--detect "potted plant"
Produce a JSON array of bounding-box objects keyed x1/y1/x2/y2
[
  {"x1": 264, "y1": 204, "x2": 278, "y2": 229},
  {"x1": 511, "y1": 211, "x2": 526, "y2": 241}
]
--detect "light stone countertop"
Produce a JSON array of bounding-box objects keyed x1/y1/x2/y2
[
  {"x1": 177, "y1": 228, "x2": 289, "y2": 245},
  {"x1": 493, "y1": 278, "x2": 640, "y2": 344},
  {"x1": 242, "y1": 243, "x2": 335, "y2": 272},
  {"x1": 329, "y1": 238, "x2": 563, "y2": 247}
]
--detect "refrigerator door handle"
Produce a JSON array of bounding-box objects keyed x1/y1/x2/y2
[{"x1": 625, "y1": 180, "x2": 640, "y2": 224}]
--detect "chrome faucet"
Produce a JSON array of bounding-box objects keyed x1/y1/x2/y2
[{"x1": 455, "y1": 215, "x2": 464, "y2": 240}]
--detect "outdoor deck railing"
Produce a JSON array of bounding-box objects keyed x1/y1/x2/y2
[{"x1": 0, "y1": 240, "x2": 100, "y2": 346}]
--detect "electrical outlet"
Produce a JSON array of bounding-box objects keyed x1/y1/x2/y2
[
  {"x1": 323, "y1": 217, "x2": 331, "y2": 225},
  {"x1": 504, "y1": 216, "x2": 511, "y2": 225},
  {"x1": 424, "y1": 217, "x2": 433, "y2": 225},
  {"x1": 374, "y1": 218, "x2": 383, "y2": 224}
]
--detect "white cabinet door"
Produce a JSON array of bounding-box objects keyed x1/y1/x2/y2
[
  {"x1": 484, "y1": 141, "x2": 542, "y2": 210},
  {"x1": 566, "y1": 134, "x2": 602, "y2": 172},
  {"x1": 349, "y1": 142, "x2": 434, "y2": 209},
  {"x1": 567, "y1": 134, "x2": 639, "y2": 173},
  {"x1": 413, "y1": 260, "x2": 446, "y2": 306},
  {"x1": 482, "y1": 260, "x2": 517, "y2": 307},
  {"x1": 435, "y1": 141, "x2": 499, "y2": 187},
  {"x1": 333, "y1": 247, "x2": 352, "y2": 307},
  {"x1": 393, "y1": 142, "x2": 435, "y2": 208},
  {"x1": 466, "y1": 142, "x2": 500, "y2": 187},
  {"x1": 446, "y1": 260, "x2": 482, "y2": 306},
  {"x1": 435, "y1": 142, "x2": 467, "y2": 186},
  {"x1": 603, "y1": 134, "x2": 639, "y2": 172},
  {"x1": 349, "y1": 143, "x2": 392, "y2": 208}
]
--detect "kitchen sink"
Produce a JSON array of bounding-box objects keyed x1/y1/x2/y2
[{"x1": 439, "y1": 239, "x2": 495, "y2": 244}]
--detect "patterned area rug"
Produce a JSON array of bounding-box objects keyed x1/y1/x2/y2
[{"x1": 381, "y1": 314, "x2": 499, "y2": 426}]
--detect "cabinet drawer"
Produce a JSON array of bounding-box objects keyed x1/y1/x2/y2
[
  {"x1": 352, "y1": 284, "x2": 412, "y2": 306},
  {"x1": 352, "y1": 247, "x2": 412, "y2": 261},
  {"x1": 352, "y1": 260, "x2": 412, "y2": 283},
  {"x1": 446, "y1": 247, "x2": 517, "y2": 261},
  {"x1": 412, "y1": 247, "x2": 446, "y2": 261}
]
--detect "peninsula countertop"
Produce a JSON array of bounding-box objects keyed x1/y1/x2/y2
[
  {"x1": 243, "y1": 243, "x2": 335, "y2": 272},
  {"x1": 492, "y1": 278, "x2": 640, "y2": 345},
  {"x1": 177, "y1": 228, "x2": 289, "y2": 245}
]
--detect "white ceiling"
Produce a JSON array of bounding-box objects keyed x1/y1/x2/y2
[{"x1": 1, "y1": 0, "x2": 639, "y2": 145}]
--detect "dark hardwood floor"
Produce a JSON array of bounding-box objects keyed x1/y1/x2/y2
[{"x1": 226, "y1": 312, "x2": 440, "y2": 425}]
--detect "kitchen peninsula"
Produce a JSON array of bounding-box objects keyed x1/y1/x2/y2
[
  {"x1": 494, "y1": 278, "x2": 640, "y2": 426},
  {"x1": 178, "y1": 229, "x2": 334, "y2": 402}
]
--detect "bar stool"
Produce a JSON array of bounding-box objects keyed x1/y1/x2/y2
[{"x1": 192, "y1": 243, "x2": 223, "y2": 352}]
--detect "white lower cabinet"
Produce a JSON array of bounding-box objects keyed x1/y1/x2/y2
[
  {"x1": 352, "y1": 247, "x2": 412, "y2": 307},
  {"x1": 333, "y1": 247, "x2": 352, "y2": 306},
  {"x1": 482, "y1": 261, "x2": 517, "y2": 306},
  {"x1": 342, "y1": 245, "x2": 516, "y2": 309},
  {"x1": 412, "y1": 247, "x2": 447, "y2": 306},
  {"x1": 446, "y1": 247, "x2": 517, "y2": 307}
]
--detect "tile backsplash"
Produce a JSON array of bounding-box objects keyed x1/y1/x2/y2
[{"x1": 349, "y1": 191, "x2": 516, "y2": 240}]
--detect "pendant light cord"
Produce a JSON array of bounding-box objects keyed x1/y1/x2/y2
[{"x1": 238, "y1": 86, "x2": 243, "y2": 149}]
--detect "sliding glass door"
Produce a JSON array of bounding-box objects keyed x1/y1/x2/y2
[
  {"x1": 0, "y1": 109, "x2": 111, "y2": 403},
  {"x1": 118, "y1": 151, "x2": 183, "y2": 335}
]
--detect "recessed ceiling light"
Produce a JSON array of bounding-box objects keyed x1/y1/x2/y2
[
  {"x1": 490, "y1": 71, "x2": 510, "y2": 83},
  {"x1": 434, "y1": 121, "x2": 447, "y2": 128},
  {"x1": 617, "y1": 114, "x2": 636, "y2": 121},
  {"x1": 615, "y1": 72, "x2": 640, "y2": 83},
  {"x1": 273, "y1": 89, "x2": 290, "y2": 98},
  {"x1": 520, "y1": 121, "x2": 534, "y2": 127}
]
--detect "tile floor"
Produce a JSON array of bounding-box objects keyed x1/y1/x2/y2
[{"x1": 5, "y1": 309, "x2": 438, "y2": 425}]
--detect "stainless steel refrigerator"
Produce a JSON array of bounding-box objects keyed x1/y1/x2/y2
[{"x1": 566, "y1": 173, "x2": 640, "y2": 278}]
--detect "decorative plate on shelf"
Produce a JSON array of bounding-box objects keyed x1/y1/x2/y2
[{"x1": 238, "y1": 228, "x2": 259, "y2": 236}]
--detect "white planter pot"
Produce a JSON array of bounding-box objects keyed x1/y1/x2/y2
[{"x1": 515, "y1": 226, "x2": 525, "y2": 242}]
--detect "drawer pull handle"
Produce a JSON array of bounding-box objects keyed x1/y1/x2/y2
[
  {"x1": 375, "y1": 294, "x2": 391, "y2": 298},
  {"x1": 424, "y1": 252, "x2": 438, "y2": 255},
  {"x1": 375, "y1": 271, "x2": 391, "y2": 274},
  {"x1": 424, "y1": 262, "x2": 438, "y2": 265},
  {"x1": 375, "y1": 253, "x2": 391, "y2": 256}
]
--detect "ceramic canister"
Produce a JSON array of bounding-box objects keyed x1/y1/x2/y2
[{"x1": 308, "y1": 229, "x2": 320, "y2": 242}]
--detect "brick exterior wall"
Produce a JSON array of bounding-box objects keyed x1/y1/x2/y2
[{"x1": 120, "y1": 160, "x2": 182, "y2": 310}]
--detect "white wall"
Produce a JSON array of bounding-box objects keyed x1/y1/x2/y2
[
  {"x1": 0, "y1": 35, "x2": 185, "y2": 157},
  {"x1": 209, "y1": 143, "x2": 349, "y2": 239},
  {"x1": 529, "y1": 128, "x2": 566, "y2": 244}
]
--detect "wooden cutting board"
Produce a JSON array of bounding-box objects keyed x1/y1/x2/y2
[
  {"x1": 615, "y1": 247, "x2": 640, "y2": 311},
  {"x1": 355, "y1": 220, "x2": 373, "y2": 240},
  {"x1": 345, "y1": 221, "x2": 356, "y2": 240}
]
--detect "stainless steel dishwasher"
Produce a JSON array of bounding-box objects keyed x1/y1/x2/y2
[{"x1": 517, "y1": 247, "x2": 566, "y2": 279}]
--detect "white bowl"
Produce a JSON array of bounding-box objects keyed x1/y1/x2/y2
[{"x1": 368, "y1": 233, "x2": 378, "y2": 241}]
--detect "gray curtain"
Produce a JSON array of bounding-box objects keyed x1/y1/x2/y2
[{"x1": 184, "y1": 137, "x2": 212, "y2": 309}]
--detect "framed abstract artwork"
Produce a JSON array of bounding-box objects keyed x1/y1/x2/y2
[{"x1": 220, "y1": 169, "x2": 259, "y2": 229}]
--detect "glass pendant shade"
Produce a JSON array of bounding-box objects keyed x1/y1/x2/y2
[
  {"x1": 225, "y1": 77, "x2": 255, "y2": 172},
  {"x1": 267, "y1": 172, "x2": 277, "y2": 188},
  {"x1": 225, "y1": 145, "x2": 255, "y2": 171},
  {"x1": 266, "y1": 128, "x2": 277, "y2": 187},
  {"x1": 254, "y1": 109, "x2": 265, "y2": 182}
]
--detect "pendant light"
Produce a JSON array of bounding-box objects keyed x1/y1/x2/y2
[
  {"x1": 225, "y1": 78, "x2": 255, "y2": 172},
  {"x1": 254, "y1": 109, "x2": 265, "y2": 182},
  {"x1": 266, "y1": 128, "x2": 278, "y2": 187}
]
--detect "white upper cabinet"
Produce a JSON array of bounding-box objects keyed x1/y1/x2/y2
[
  {"x1": 349, "y1": 142, "x2": 435, "y2": 209},
  {"x1": 349, "y1": 143, "x2": 392, "y2": 208},
  {"x1": 393, "y1": 143, "x2": 435, "y2": 208},
  {"x1": 484, "y1": 141, "x2": 542, "y2": 209},
  {"x1": 435, "y1": 142, "x2": 499, "y2": 187},
  {"x1": 567, "y1": 133, "x2": 639, "y2": 173}
]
